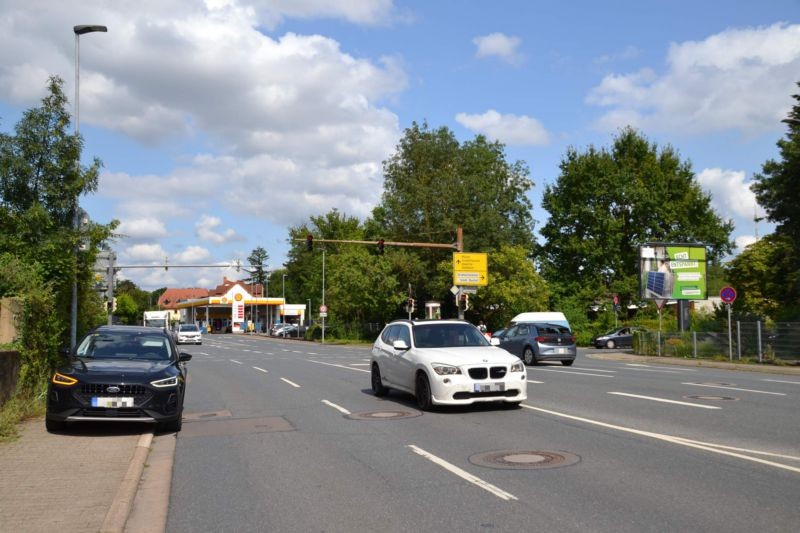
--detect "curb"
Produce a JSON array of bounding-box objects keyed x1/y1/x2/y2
[{"x1": 100, "y1": 431, "x2": 153, "y2": 533}]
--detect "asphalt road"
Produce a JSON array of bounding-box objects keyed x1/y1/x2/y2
[{"x1": 166, "y1": 336, "x2": 800, "y2": 533}]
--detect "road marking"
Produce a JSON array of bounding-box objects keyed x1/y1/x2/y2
[
  {"x1": 350, "y1": 363, "x2": 370, "y2": 367},
  {"x1": 230, "y1": 359, "x2": 243, "y2": 365},
  {"x1": 625, "y1": 363, "x2": 697, "y2": 374},
  {"x1": 308, "y1": 359, "x2": 370, "y2": 373},
  {"x1": 527, "y1": 380, "x2": 544, "y2": 384},
  {"x1": 521, "y1": 404, "x2": 800, "y2": 474},
  {"x1": 622, "y1": 367, "x2": 688, "y2": 374},
  {"x1": 530, "y1": 368, "x2": 613, "y2": 378},
  {"x1": 608, "y1": 392, "x2": 721, "y2": 409},
  {"x1": 682, "y1": 383, "x2": 786, "y2": 396},
  {"x1": 407, "y1": 445, "x2": 517, "y2": 501},
  {"x1": 763, "y1": 379, "x2": 800, "y2": 385},
  {"x1": 576, "y1": 367, "x2": 616, "y2": 373},
  {"x1": 322, "y1": 400, "x2": 351, "y2": 415},
  {"x1": 280, "y1": 378, "x2": 301, "y2": 388},
  {"x1": 253, "y1": 366, "x2": 268, "y2": 373}
]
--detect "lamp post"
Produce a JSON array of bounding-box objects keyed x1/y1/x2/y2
[
  {"x1": 71, "y1": 24, "x2": 107, "y2": 348},
  {"x1": 307, "y1": 298, "x2": 311, "y2": 327}
]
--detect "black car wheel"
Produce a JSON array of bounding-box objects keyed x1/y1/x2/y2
[
  {"x1": 45, "y1": 416, "x2": 66, "y2": 433},
  {"x1": 561, "y1": 359, "x2": 574, "y2": 366},
  {"x1": 606, "y1": 339, "x2": 616, "y2": 349},
  {"x1": 371, "y1": 363, "x2": 389, "y2": 397},
  {"x1": 523, "y1": 347, "x2": 537, "y2": 365},
  {"x1": 416, "y1": 372, "x2": 433, "y2": 411},
  {"x1": 159, "y1": 416, "x2": 182, "y2": 433}
]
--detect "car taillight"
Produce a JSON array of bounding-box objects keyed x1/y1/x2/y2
[
  {"x1": 570, "y1": 336, "x2": 576, "y2": 343},
  {"x1": 535, "y1": 336, "x2": 546, "y2": 342}
]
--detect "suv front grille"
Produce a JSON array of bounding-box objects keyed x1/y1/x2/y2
[
  {"x1": 81, "y1": 383, "x2": 148, "y2": 395},
  {"x1": 468, "y1": 366, "x2": 508, "y2": 380},
  {"x1": 468, "y1": 368, "x2": 488, "y2": 380}
]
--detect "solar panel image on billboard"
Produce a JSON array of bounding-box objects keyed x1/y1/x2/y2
[{"x1": 639, "y1": 244, "x2": 707, "y2": 300}]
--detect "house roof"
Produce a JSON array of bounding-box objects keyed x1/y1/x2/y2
[{"x1": 157, "y1": 287, "x2": 210, "y2": 309}]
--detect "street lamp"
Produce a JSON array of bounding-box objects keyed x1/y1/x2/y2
[{"x1": 71, "y1": 24, "x2": 107, "y2": 348}]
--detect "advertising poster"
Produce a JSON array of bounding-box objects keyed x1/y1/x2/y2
[{"x1": 639, "y1": 244, "x2": 707, "y2": 300}]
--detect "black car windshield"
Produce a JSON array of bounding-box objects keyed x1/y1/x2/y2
[
  {"x1": 413, "y1": 323, "x2": 489, "y2": 348},
  {"x1": 76, "y1": 332, "x2": 173, "y2": 360},
  {"x1": 179, "y1": 325, "x2": 199, "y2": 332}
]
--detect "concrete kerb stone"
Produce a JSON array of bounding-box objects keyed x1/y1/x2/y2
[
  {"x1": 587, "y1": 352, "x2": 800, "y2": 375},
  {"x1": 100, "y1": 431, "x2": 154, "y2": 533}
]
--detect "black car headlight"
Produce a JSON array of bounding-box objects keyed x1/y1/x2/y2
[{"x1": 150, "y1": 376, "x2": 179, "y2": 388}]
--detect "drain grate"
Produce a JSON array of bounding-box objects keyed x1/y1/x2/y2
[
  {"x1": 469, "y1": 450, "x2": 580, "y2": 470},
  {"x1": 346, "y1": 410, "x2": 422, "y2": 421},
  {"x1": 684, "y1": 395, "x2": 738, "y2": 401}
]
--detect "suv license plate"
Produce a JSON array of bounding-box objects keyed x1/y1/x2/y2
[
  {"x1": 474, "y1": 383, "x2": 505, "y2": 393},
  {"x1": 92, "y1": 397, "x2": 134, "y2": 408}
]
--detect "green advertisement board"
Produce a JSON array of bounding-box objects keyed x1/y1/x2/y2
[{"x1": 639, "y1": 244, "x2": 707, "y2": 300}]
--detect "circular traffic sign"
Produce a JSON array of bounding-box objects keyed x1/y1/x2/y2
[
  {"x1": 319, "y1": 304, "x2": 328, "y2": 313},
  {"x1": 720, "y1": 286, "x2": 737, "y2": 303}
]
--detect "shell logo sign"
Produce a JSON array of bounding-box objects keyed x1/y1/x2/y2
[
  {"x1": 235, "y1": 293, "x2": 243, "y2": 301},
  {"x1": 221, "y1": 297, "x2": 228, "y2": 304}
]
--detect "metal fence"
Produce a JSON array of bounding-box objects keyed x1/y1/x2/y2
[{"x1": 634, "y1": 322, "x2": 799, "y2": 363}]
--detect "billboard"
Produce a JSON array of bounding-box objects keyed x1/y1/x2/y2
[{"x1": 639, "y1": 244, "x2": 708, "y2": 300}]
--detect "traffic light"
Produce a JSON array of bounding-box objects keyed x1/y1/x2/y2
[
  {"x1": 406, "y1": 298, "x2": 415, "y2": 314},
  {"x1": 378, "y1": 238, "x2": 385, "y2": 255},
  {"x1": 306, "y1": 234, "x2": 313, "y2": 251}
]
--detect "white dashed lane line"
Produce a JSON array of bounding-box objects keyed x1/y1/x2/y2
[
  {"x1": 253, "y1": 366, "x2": 268, "y2": 373},
  {"x1": 321, "y1": 400, "x2": 351, "y2": 415},
  {"x1": 530, "y1": 368, "x2": 614, "y2": 378},
  {"x1": 280, "y1": 378, "x2": 301, "y2": 388},
  {"x1": 682, "y1": 382, "x2": 786, "y2": 396},
  {"x1": 230, "y1": 359, "x2": 243, "y2": 365},
  {"x1": 763, "y1": 379, "x2": 800, "y2": 385},
  {"x1": 608, "y1": 392, "x2": 721, "y2": 409}
]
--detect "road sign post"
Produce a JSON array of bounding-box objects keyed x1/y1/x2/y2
[{"x1": 720, "y1": 287, "x2": 736, "y2": 361}]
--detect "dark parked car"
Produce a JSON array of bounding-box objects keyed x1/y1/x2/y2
[
  {"x1": 592, "y1": 326, "x2": 642, "y2": 349},
  {"x1": 45, "y1": 325, "x2": 191, "y2": 433},
  {"x1": 492, "y1": 322, "x2": 576, "y2": 366}
]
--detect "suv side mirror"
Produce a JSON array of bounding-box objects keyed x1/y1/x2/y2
[
  {"x1": 179, "y1": 352, "x2": 193, "y2": 362},
  {"x1": 392, "y1": 340, "x2": 410, "y2": 351}
]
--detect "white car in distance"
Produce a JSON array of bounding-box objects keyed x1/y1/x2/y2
[
  {"x1": 176, "y1": 323, "x2": 202, "y2": 345},
  {"x1": 371, "y1": 319, "x2": 527, "y2": 410}
]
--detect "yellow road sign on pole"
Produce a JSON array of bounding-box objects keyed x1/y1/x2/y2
[{"x1": 453, "y1": 253, "x2": 488, "y2": 286}]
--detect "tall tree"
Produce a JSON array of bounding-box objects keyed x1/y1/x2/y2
[
  {"x1": 246, "y1": 246, "x2": 270, "y2": 295},
  {"x1": 540, "y1": 128, "x2": 733, "y2": 307},
  {"x1": 374, "y1": 122, "x2": 537, "y2": 313},
  {"x1": 748, "y1": 82, "x2": 800, "y2": 318},
  {"x1": 0, "y1": 76, "x2": 115, "y2": 344}
]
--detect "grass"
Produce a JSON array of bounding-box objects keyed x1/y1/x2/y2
[{"x1": 0, "y1": 390, "x2": 46, "y2": 444}]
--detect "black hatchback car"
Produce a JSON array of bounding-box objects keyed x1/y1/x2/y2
[
  {"x1": 46, "y1": 325, "x2": 191, "y2": 433},
  {"x1": 492, "y1": 322, "x2": 576, "y2": 366}
]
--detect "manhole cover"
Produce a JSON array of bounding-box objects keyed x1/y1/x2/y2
[
  {"x1": 346, "y1": 410, "x2": 422, "y2": 421},
  {"x1": 684, "y1": 395, "x2": 738, "y2": 401},
  {"x1": 469, "y1": 450, "x2": 580, "y2": 470}
]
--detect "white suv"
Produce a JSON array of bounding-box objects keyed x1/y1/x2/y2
[
  {"x1": 176, "y1": 323, "x2": 202, "y2": 345},
  {"x1": 371, "y1": 319, "x2": 527, "y2": 410}
]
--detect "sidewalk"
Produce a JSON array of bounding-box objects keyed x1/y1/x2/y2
[{"x1": 0, "y1": 418, "x2": 151, "y2": 533}]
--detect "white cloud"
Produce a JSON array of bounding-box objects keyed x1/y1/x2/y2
[
  {"x1": 123, "y1": 243, "x2": 168, "y2": 262},
  {"x1": 174, "y1": 245, "x2": 211, "y2": 263},
  {"x1": 587, "y1": 23, "x2": 800, "y2": 135},
  {"x1": 116, "y1": 217, "x2": 169, "y2": 239},
  {"x1": 594, "y1": 45, "x2": 642, "y2": 65},
  {"x1": 735, "y1": 235, "x2": 758, "y2": 251},
  {"x1": 195, "y1": 214, "x2": 242, "y2": 244},
  {"x1": 456, "y1": 110, "x2": 550, "y2": 146},
  {"x1": 696, "y1": 168, "x2": 763, "y2": 220},
  {"x1": 473, "y1": 33, "x2": 523, "y2": 65},
  {"x1": 251, "y1": 0, "x2": 397, "y2": 29}
]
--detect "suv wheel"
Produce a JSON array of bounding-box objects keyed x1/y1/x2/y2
[
  {"x1": 371, "y1": 364, "x2": 389, "y2": 397},
  {"x1": 523, "y1": 347, "x2": 537, "y2": 365},
  {"x1": 45, "y1": 417, "x2": 66, "y2": 433},
  {"x1": 416, "y1": 373, "x2": 433, "y2": 411}
]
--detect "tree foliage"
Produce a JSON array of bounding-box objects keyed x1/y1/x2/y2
[
  {"x1": 246, "y1": 246, "x2": 270, "y2": 291},
  {"x1": 539, "y1": 128, "x2": 734, "y2": 308}
]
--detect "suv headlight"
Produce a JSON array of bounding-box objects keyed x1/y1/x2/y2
[
  {"x1": 150, "y1": 376, "x2": 179, "y2": 388},
  {"x1": 431, "y1": 364, "x2": 462, "y2": 375},
  {"x1": 510, "y1": 362, "x2": 525, "y2": 373},
  {"x1": 52, "y1": 372, "x2": 78, "y2": 386}
]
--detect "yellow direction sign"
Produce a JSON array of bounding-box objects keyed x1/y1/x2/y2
[{"x1": 453, "y1": 252, "x2": 488, "y2": 286}]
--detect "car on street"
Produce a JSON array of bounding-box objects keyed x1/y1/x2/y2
[
  {"x1": 45, "y1": 325, "x2": 191, "y2": 433},
  {"x1": 492, "y1": 321, "x2": 576, "y2": 366},
  {"x1": 175, "y1": 323, "x2": 202, "y2": 344},
  {"x1": 370, "y1": 319, "x2": 527, "y2": 410},
  {"x1": 592, "y1": 326, "x2": 642, "y2": 349}
]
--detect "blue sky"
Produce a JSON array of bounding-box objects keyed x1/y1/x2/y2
[{"x1": 1, "y1": 1, "x2": 798, "y2": 290}]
